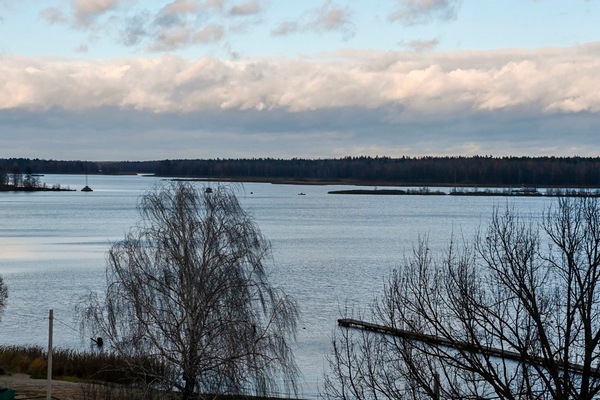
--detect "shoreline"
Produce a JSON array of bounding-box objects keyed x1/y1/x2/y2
[
  {"x1": 0, "y1": 187, "x2": 75, "y2": 192},
  {"x1": 165, "y1": 176, "x2": 600, "y2": 189},
  {"x1": 328, "y1": 188, "x2": 600, "y2": 197}
]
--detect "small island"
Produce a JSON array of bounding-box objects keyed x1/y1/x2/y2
[
  {"x1": 0, "y1": 166, "x2": 73, "y2": 192},
  {"x1": 329, "y1": 187, "x2": 600, "y2": 197},
  {"x1": 328, "y1": 188, "x2": 446, "y2": 195},
  {"x1": 0, "y1": 183, "x2": 74, "y2": 192}
]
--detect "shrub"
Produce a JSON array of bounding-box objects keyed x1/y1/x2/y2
[{"x1": 27, "y1": 357, "x2": 46, "y2": 377}]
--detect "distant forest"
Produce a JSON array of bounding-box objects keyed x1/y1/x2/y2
[{"x1": 2, "y1": 156, "x2": 600, "y2": 187}]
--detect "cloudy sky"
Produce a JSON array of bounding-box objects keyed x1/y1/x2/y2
[{"x1": 1, "y1": 0, "x2": 600, "y2": 160}]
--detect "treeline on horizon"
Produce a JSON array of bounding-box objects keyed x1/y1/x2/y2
[{"x1": 2, "y1": 156, "x2": 600, "y2": 187}]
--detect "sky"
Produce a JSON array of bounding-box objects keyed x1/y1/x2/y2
[{"x1": 1, "y1": 0, "x2": 600, "y2": 161}]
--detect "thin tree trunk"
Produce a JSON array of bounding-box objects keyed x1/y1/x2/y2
[{"x1": 182, "y1": 373, "x2": 196, "y2": 400}]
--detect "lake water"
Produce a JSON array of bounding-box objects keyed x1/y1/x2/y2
[{"x1": 0, "y1": 174, "x2": 551, "y2": 398}]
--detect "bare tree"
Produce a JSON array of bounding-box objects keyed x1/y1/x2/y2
[
  {"x1": 81, "y1": 182, "x2": 299, "y2": 400},
  {"x1": 23, "y1": 166, "x2": 40, "y2": 189},
  {"x1": 10, "y1": 163, "x2": 22, "y2": 188},
  {"x1": 0, "y1": 167, "x2": 7, "y2": 187},
  {"x1": 325, "y1": 197, "x2": 600, "y2": 400},
  {"x1": 0, "y1": 276, "x2": 7, "y2": 321}
]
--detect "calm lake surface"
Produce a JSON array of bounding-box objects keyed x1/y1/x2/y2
[{"x1": 0, "y1": 174, "x2": 551, "y2": 397}]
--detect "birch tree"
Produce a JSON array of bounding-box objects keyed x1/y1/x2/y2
[{"x1": 81, "y1": 182, "x2": 299, "y2": 400}]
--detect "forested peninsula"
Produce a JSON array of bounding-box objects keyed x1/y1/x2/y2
[
  {"x1": 0, "y1": 161, "x2": 73, "y2": 191},
  {"x1": 2, "y1": 156, "x2": 600, "y2": 187}
]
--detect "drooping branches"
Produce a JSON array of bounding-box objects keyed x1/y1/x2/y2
[{"x1": 81, "y1": 182, "x2": 298, "y2": 400}]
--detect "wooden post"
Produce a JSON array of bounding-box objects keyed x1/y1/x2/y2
[{"x1": 47, "y1": 309, "x2": 53, "y2": 400}]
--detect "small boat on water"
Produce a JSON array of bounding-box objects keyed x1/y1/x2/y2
[{"x1": 82, "y1": 173, "x2": 93, "y2": 192}]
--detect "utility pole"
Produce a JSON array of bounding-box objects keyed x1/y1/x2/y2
[{"x1": 47, "y1": 309, "x2": 53, "y2": 400}]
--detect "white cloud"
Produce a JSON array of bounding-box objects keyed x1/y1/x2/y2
[
  {"x1": 161, "y1": 0, "x2": 199, "y2": 15},
  {"x1": 147, "y1": 21, "x2": 224, "y2": 50},
  {"x1": 106, "y1": 0, "x2": 268, "y2": 52},
  {"x1": 390, "y1": 0, "x2": 462, "y2": 25},
  {"x1": 149, "y1": 26, "x2": 194, "y2": 51},
  {"x1": 38, "y1": 0, "x2": 226, "y2": 52},
  {"x1": 71, "y1": 0, "x2": 122, "y2": 27},
  {"x1": 201, "y1": 0, "x2": 225, "y2": 11},
  {"x1": 308, "y1": 0, "x2": 353, "y2": 34},
  {"x1": 39, "y1": 7, "x2": 69, "y2": 25},
  {"x1": 120, "y1": 12, "x2": 150, "y2": 46},
  {"x1": 193, "y1": 23, "x2": 225, "y2": 43},
  {"x1": 228, "y1": 0, "x2": 264, "y2": 16},
  {"x1": 2, "y1": 44, "x2": 600, "y2": 117},
  {"x1": 271, "y1": 0, "x2": 354, "y2": 39},
  {"x1": 271, "y1": 21, "x2": 299, "y2": 36},
  {"x1": 399, "y1": 38, "x2": 439, "y2": 51},
  {"x1": 39, "y1": 0, "x2": 129, "y2": 29},
  {"x1": 115, "y1": 0, "x2": 232, "y2": 51}
]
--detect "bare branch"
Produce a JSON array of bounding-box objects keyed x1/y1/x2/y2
[{"x1": 80, "y1": 182, "x2": 299, "y2": 400}]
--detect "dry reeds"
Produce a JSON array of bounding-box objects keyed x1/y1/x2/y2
[{"x1": 0, "y1": 346, "x2": 163, "y2": 384}]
